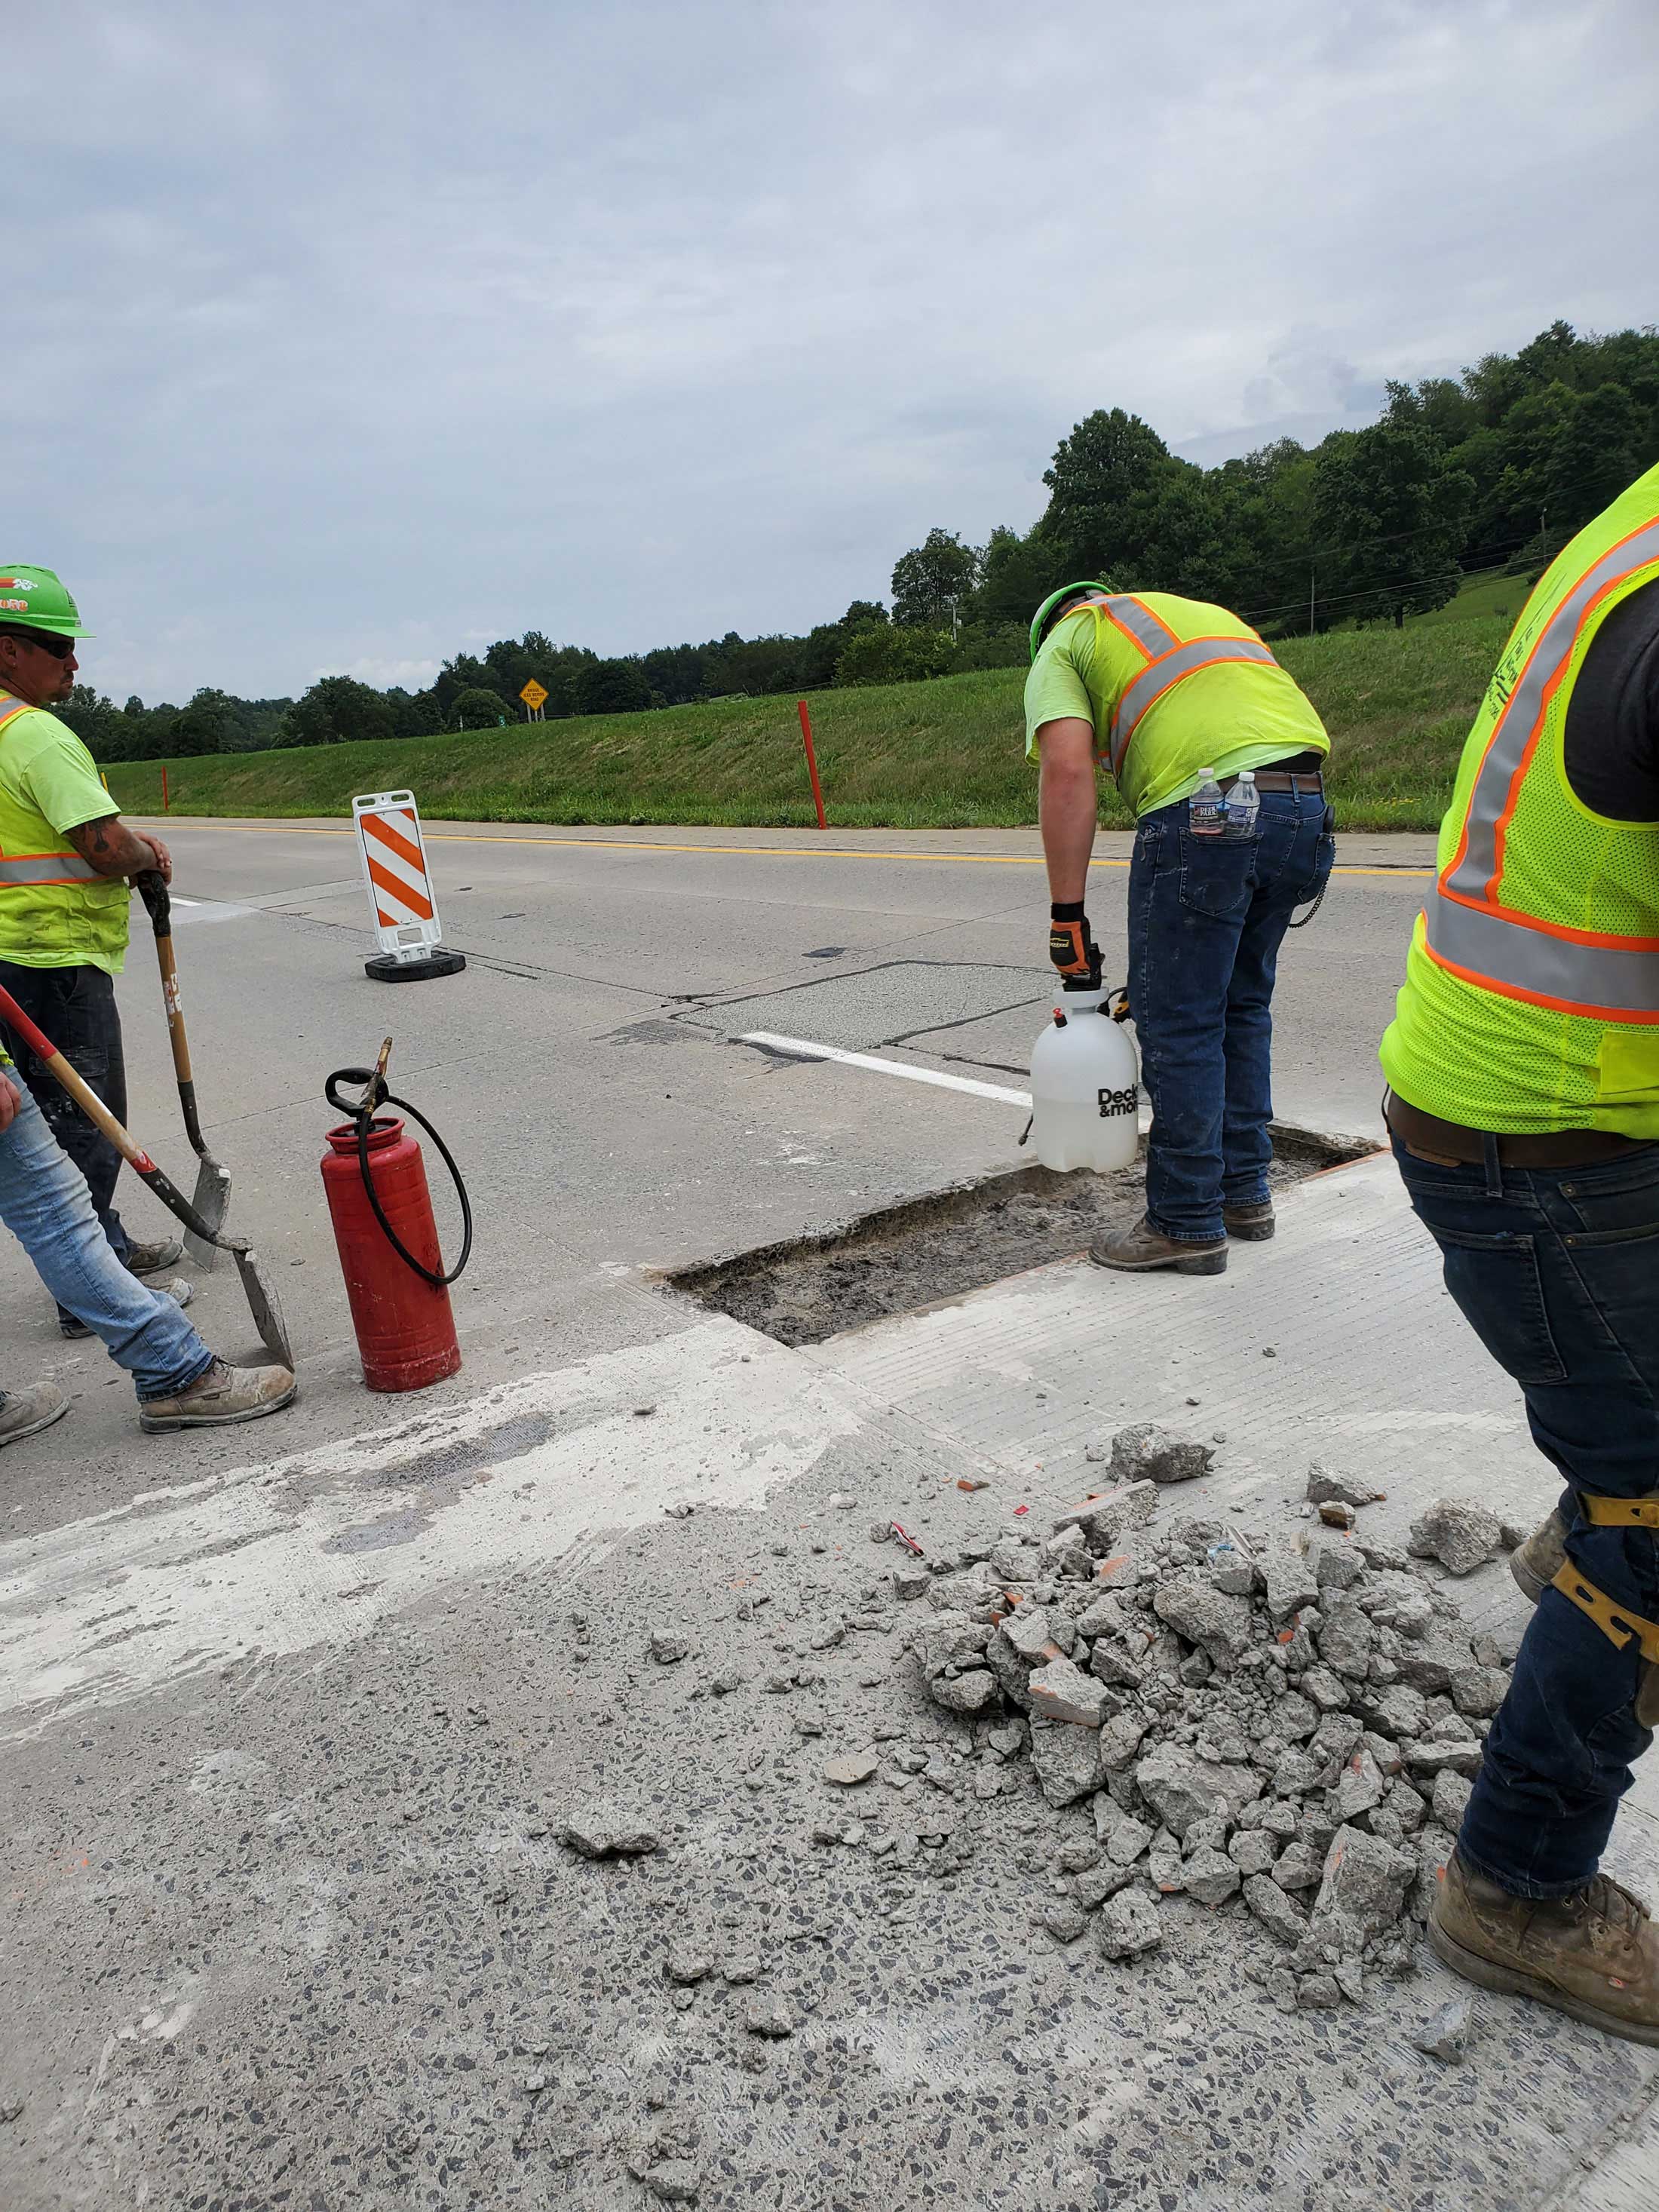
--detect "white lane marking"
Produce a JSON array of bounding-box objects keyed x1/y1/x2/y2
[
  {"x1": 741, "y1": 1030, "x2": 1032, "y2": 1107},
  {"x1": 0, "y1": 1317, "x2": 863, "y2": 1738},
  {"x1": 170, "y1": 896, "x2": 201, "y2": 907}
]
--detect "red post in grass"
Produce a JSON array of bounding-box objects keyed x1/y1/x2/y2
[
  {"x1": 161, "y1": 766, "x2": 170, "y2": 814},
  {"x1": 796, "y1": 700, "x2": 826, "y2": 830}
]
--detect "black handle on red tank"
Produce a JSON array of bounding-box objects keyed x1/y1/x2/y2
[{"x1": 325, "y1": 1053, "x2": 474, "y2": 1289}]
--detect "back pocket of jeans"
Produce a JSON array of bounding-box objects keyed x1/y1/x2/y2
[
  {"x1": 1178, "y1": 830, "x2": 1256, "y2": 920},
  {"x1": 1430, "y1": 1226, "x2": 1567, "y2": 1386}
]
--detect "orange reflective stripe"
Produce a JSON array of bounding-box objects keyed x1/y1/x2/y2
[{"x1": 1108, "y1": 639, "x2": 1280, "y2": 779}]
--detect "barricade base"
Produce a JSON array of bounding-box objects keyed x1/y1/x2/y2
[{"x1": 364, "y1": 948, "x2": 468, "y2": 983}]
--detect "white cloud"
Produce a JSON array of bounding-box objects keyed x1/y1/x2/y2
[{"x1": 7, "y1": 0, "x2": 1657, "y2": 700}]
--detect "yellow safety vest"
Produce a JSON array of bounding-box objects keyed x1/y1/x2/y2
[
  {"x1": 1064, "y1": 593, "x2": 1328, "y2": 816},
  {"x1": 0, "y1": 693, "x2": 127, "y2": 971},
  {"x1": 1380, "y1": 462, "x2": 1659, "y2": 1133}
]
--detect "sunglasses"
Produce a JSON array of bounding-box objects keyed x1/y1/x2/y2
[{"x1": 0, "y1": 628, "x2": 75, "y2": 660}]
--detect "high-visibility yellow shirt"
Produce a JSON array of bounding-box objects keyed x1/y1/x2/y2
[
  {"x1": 0, "y1": 695, "x2": 129, "y2": 973},
  {"x1": 1024, "y1": 591, "x2": 1329, "y2": 817}
]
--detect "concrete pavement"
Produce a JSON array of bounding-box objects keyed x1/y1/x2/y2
[{"x1": 8, "y1": 820, "x2": 1654, "y2": 2211}]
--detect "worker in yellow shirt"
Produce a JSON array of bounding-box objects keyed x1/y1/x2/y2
[
  {"x1": 1027, "y1": 581, "x2": 1334, "y2": 1273},
  {"x1": 0, "y1": 565, "x2": 192, "y2": 1336}
]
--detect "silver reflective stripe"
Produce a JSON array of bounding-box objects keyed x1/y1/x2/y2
[
  {"x1": 1109, "y1": 637, "x2": 1279, "y2": 775},
  {"x1": 0, "y1": 854, "x2": 101, "y2": 885},
  {"x1": 1424, "y1": 894, "x2": 1659, "y2": 1017},
  {"x1": 1102, "y1": 595, "x2": 1179, "y2": 656},
  {"x1": 1446, "y1": 517, "x2": 1659, "y2": 901}
]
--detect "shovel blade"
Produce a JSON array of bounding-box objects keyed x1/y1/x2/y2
[
  {"x1": 232, "y1": 1247, "x2": 294, "y2": 1370},
  {"x1": 182, "y1": 1157, "x2": 232, "y2": 1272}
]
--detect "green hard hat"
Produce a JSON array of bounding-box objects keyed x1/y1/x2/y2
[
  {"x1": 0, "y1": 565, "x2": 92, "y2": 638},
  {"x1": 1029, "y1": 578, "x2": 1115, "y2": 663}
]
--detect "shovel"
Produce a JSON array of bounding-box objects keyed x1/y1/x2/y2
[
  {"x1": 135, "y1": 870, "x2": 231, "y2": 1269},
  {"x1": 0, "y1": 981, "x2": 293, "y2": 1369}
]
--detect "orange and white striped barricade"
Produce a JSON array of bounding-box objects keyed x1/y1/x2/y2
[{"x1": 351, "y1": 790, "x2": 467, "y2": 983}]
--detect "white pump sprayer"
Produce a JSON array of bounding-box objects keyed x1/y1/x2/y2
[{"x1": 1026, "y1": 981, "x2": 1141, "y2": 1171}]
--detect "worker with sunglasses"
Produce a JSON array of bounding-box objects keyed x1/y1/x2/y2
[{"x1": 0, "y1": 566, "x2": 195, "y2": 1333}]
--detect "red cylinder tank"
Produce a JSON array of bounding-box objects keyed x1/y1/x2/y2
[{"x1": 321, "y1": 1115, "x2": 462, "y2": 1391}]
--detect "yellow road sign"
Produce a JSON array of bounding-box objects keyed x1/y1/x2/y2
[{"x1": 520, "y1": 680, "x2": 548, "y2": 709}]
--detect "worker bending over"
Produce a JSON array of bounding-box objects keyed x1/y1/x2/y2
[
  {"x1": 1381, "y1": 461, "x2": 1659, "y2": 2042},
  {"x1": 1028, "y1": 581, "x2": 1334, "y2": 1273}
]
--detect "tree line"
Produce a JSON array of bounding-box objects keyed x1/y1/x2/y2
[{"x1": 61, "y1": 318, "x2": 1659, "y2": 762}]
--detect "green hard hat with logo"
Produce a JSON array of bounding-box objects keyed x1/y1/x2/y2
[
  {"x1": 1029, "y1": 578, "x2": 1117, "y2": 663},
  {"x1": 0, "y1": 565, "x2": 93, "y2": 638}
]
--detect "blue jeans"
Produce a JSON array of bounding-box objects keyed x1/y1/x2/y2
[
  {"x1": 1394, "y1": 1133, "x2": 1659, "y2": 1897},
  {"x1": 1127, "y1": 789, "x2": 1334, "y2": 1241},
  {"x1": 0, "y1": 1067, "x2": 213, "y2": 1403}
]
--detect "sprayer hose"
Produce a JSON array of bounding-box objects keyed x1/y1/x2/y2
[{"x1": 324, "y1": 1069, "x2": 474, "y2": 1289}]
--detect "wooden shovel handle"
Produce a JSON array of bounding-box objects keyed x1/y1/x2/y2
[{"x1": 0, "y1": 983, "x2": 155, "y2": 1171}]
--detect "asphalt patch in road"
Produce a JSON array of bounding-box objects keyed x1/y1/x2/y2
[{"x1": 668, "y1": 1128, "x2": 1375, "y2": 1346}]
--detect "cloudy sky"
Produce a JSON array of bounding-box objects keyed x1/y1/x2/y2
[{"x1": 11, "y1": 1, "x2": 1657, "y2": 704}]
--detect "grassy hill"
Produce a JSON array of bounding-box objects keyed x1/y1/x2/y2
[{"x1": 104, "y1": 615, "x2": 1510, "y2": 833}]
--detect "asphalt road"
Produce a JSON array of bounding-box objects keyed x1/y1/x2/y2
[{"x1": 20, "y1": 821, "x2": 1636, "y2": 2212}]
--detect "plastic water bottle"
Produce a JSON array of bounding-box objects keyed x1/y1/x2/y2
[
  {"x1": 1190, "y1": 767, "x2": 1225, "y2": 837},
  {"x1": 1222, "y1": 769, "x2": 1260, "y2": 842}
]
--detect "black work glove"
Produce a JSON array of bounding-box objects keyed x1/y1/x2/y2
[{"x1": 1048, "y1": 901, "x2": 1101, "y2": 986}]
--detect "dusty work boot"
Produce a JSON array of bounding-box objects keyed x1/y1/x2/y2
[
  {"x1": 1222, "y1": 1199, "x2": 1275, "y2": 1241},
  {"x1": 124, "y1": 1235, "x2": 185, "y2": 1277},
  {"x1": 139, "y1": 1357, "x2": 296, "y2": 1434},
  {"x1": 0, "y1": 1380, "x2": 70, "y2": 1447},
  {"x1": 60, "y1": 1275, "x2": 194, "y2": 1341},
  {"x1": 1510, "y1": 1506, "x2": 1570, "y2": 1603},
  {"x1": 1090, "y1": 1216, "x2": 1227, "y2": 1277},
  {"x1": 1431, "y1": 1849, "x2": 1659, "y2": 2046}
]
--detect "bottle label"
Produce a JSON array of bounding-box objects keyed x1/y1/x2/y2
[{"x1": 1097, "y1": 1085, "x2": 1139, "y2": 1119}]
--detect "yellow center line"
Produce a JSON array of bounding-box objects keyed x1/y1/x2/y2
[{"x1": 145, "y1": 820, "x2": 1433, "y2": 881}]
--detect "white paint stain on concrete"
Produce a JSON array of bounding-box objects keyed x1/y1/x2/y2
[{"x1": 0, "y1": 1317, "x2": 860, "y2": 1738}]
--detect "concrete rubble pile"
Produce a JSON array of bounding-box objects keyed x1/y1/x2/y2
[{"x1": 904, "y1": 1431, "x2": 1517, "y2": 2015}]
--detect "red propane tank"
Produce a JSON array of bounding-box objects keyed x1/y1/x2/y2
[{"x1": 322, "y1": 1115, "x2": 462, "y2": 1391}]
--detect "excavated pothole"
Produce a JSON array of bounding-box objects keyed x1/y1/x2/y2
[{"x1": 668, "y1": 1124, "x2": 1378, "y2": 1346}]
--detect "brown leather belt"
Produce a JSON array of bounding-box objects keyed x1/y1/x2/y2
[
  {"x1": 1222, "y1": 753, "x2": 1326, "y2": 793},
  {"x1": 1385, "y1": 1090, "x2": 1655, "y2": 1168}
]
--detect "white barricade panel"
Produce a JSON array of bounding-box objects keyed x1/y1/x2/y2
[{"x1": 353, "y1": 790, "x2": 443, "y2": 959}]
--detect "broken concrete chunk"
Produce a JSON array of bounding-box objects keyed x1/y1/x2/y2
[
  {"x1": 931, "y1": 1670, "x2": 998, "y2": 1715},
  {"x1": 1204, "y1": 1532, "x2": 1257, "y2": 1597},
  {"x1": 1102, "y1": 1814, "x2": 1155, "y2": 1868},
  {"x1": 1313, "y1": 1594, "x2": 1375, "y2": 1680},
  {"x1": 1072, "y1": 1860, "x2": 1140, "y2": 1908},
  {"x1": 1228, "y1": 1829, "x2": 1279, "y2": 1878},
  {"x1": 1305, "y1": 1463, "x2": 1385, "y2": 1510},
  {"x1": 1331, "y1": 1747, "x2": 1386, "y2": 1824},
  {"x1": 1317, "y1": 1502, "x2": 1357, "y2": 1530},
  {"x1": 1001, "y1": 1604, "x2": 1057, "y2": 1661},
  {"x1": 823, "y1": 1753, "x2": 879, "y2": 1787},
  {"x1": 1133, "y1": 1744, "x2": 1250, "y2": 1837},
  {"x1": 1308, "y1": 1823, "x2": 1416, "y2": 1950},
  {"x1": 1096, "y1": 1889, "x2": 1164, "y2": 1959},
  {"x1": 892, "y1": 1567, "x2": 932, "y2": 1601},
  {"x1": 1154, "y1": 1578, "x2": 1254, "y2": 1667},
  {"x1": 911, "y1": 1612, "x2": 991, "y2": 1678},
  {"x1": 1450, "y1": 1664, "x2": 1508, "y2": 1719},
  {"x1": 1315, "y1": 1545, "x2": 1366, "y2": 1592},
  {"x1": 1431, "y1": 1769, "x2": 1473, "y2": 1832},
  {"x1": 1243, "y1": 1873, "x2": 1309, "y2": 1944},
  {"x1": 1022, "y1": 1655, "x2": 1105, "y2": 1729},
  {"x1": 1412, "y1": 1995, "x2": 1472, "y2": 2063},
  {"x1": 1098, "y1": 1710, "x2": 1151, "y2": 1772},
  {"x1": 744, "y1": 1999, "x2": 796, "y2": 2039},
  {"x1": 650, "y1": 1632, "x2": 691, "y2": 1664},
  {"x1": 1404, "y1": 1738, "x2": 1483, "y2": 1780},
  {"x1": 1029, "y1": 1718, "x2": 1105, "y2": 1807},
  {"x1": 1269, "y1": 1842, "x2": 1324, "y2": 1891},
  {"x1": 1184, "y1": 1847, "x2": 1242, "y2": 1906},
  {"x1": 1407, "y1": 1499, "x2": 1505, "y2": 1576},
  {"x1": 1109, "y1": 1423, "x2": 1214, "y2": 1488},
  {"x1": 1043, "y1": 1901, "x2": 1090, "y2": 1944},
  {"x1": 1259, "y1": 1535, "x2": 1320, "y2": 1621},
  {"x1": 665, "y1": 1943, "x2": 713, "y2": 1986},
  {"x1": 560, "y1": 1816, "x2": 662, "y2": 1860}
]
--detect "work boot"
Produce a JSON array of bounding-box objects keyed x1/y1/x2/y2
[
  {"x1": 60, "y1": 1275, "x2": 194, "y2": 1341},
  {"x1": 0, "y1": 1379, "x2": 70, "y2": 1447},
  {"x1": 1222, "y1": 1199, "x2": 1275, "y2": 1241},
  {"x1": 1510, "y1": 1507, "x2": 1569, "y2": 1604},
  {"x1": 1431, "y1": 1849, "x2": 1659, "y2": 2045},
  {"x1": 139, "y1": 1357, "x2": 296, "y2": 1434},
  {"x1": 1090, "y1": 1216, "x2": 1227, "y2": 1277},
  {"x1": 125, "y1": 1235, "x2": 184, "y2": 1277}
]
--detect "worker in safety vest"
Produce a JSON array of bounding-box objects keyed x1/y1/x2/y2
[
  {"x1": 0, "y1": 564, "x2": 195, "y2": 1336},
  {"x1": 1029, "y1": 581, "x2": 1334, "y2": 1273},
  {"x1": 1380, "y1": 460, "x2": 1659, "y2": 2042}
]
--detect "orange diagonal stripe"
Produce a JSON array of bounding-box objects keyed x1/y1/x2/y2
[
  {"x1": 366, "y1": 856, "x2": 434, "y2": 919},
  {"x1": 362, "y1": 812, "x2": 425, "y2": 873}
]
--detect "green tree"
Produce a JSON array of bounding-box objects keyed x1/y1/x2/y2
[
  {"x1": 1311, "y1": 422, "x2": 1473, "y2": 625},
  {"x1": 169, "y1": 686, "x2": 235, "y2": 756},
  {"x1": 891, "y1": 529, "x2": 980, "y2": 627},
  {"x1": 451, "y1": 684, "x2": 512, "y2": 729},
  {"x1": 571, "y1": 659, "x2": 656, "y2": 716},
  {"x1": 1039, "y1": 408, "x2": 1181, "y2": 575},
  {"x1": 834, "y1": 626, "x2": 955, "y2": 686},
  {"x1": 278, "y1": 676, "x2": 395, "y2": 747}
]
